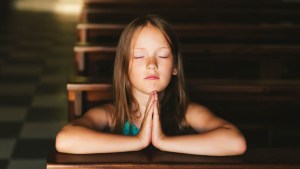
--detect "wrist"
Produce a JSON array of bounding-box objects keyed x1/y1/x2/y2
[
  {"x1": 154, "y1": 135, "x2": 168, "y2": 151},
  {"x1": 136, "y1": 134, "x2": 149, "y2": 150}
]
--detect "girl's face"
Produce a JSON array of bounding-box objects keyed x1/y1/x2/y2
[{"x1": 128, "y1": 24, "x2": 177, "y2": 95}]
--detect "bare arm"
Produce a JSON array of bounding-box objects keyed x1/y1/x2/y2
[
  {"x1": 153, "y1": 102, "x2": 247, "y2": 156},
  {"x1": 55, "y1": 105, "x2": 147, "y2": 154}
]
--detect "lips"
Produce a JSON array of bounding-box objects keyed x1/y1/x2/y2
[{"x1": 144, "y1": 75, "x2": 159, "y2": 80}]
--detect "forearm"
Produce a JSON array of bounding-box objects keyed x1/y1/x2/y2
[
  {"x1": 158, "y1": 127, "x2": 246, "y2": 156},
  {"x1": 56, "y1": 124, "x2": 144, "y2": 154}
]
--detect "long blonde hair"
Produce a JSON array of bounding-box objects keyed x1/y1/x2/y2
[{"x1": 112, "y1": 14, "x2": 192, "y2": 135}]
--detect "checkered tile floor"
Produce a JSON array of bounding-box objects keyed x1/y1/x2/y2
[{"x1": 0, "y1": 9, "x2": 77, "y2": 169}]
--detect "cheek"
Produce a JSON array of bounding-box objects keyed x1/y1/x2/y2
[
  {"x1": 159, "y1": 60, "x2": 174, "y2": 76},
  {"x1": 128, "y1": 61, "x2": 143, "y2": 81}
]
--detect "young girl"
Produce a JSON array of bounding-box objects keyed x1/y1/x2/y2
[{"x1": 56, "y1": 15, "x2": 246, "y2": 156}]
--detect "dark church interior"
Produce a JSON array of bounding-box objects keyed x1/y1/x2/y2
[{"x1": 1, "y1": 0, "x2": 300, "y2": 168}]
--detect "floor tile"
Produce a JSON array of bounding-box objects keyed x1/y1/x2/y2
[
  {"x1": 26, "y1": 106, "x2": 67, "y2": 122},
  {"x1": 43, "y1": 64, "x2": 73, "y2": 75},
  {"x1": 0, "y1": 83, "x2": 36, "y2": 95},
  {"x1": 0, "y1": 122, "x2": 23, "y2": 138},
  {"x1": 31, "y1": 93, "x2": 67, "y2": 108},
  {"x1": 0, "y1": 74, "x2": 40, "y2": 83},
  {"x1": 0, "y1": 94, "x2": 32, "y2": 107},
  {"x1": 35, "y1": 83, "x2": 65, "y2": 94},
  {"x1": 39, "y1": 74, "x2": 69, "y2": 84},
  {"x1": 10, "y1": 51, "x2": 45, "y2": 59},
  {"x1": 0, "y1": 160, "x2": 9, "y2": 169},
  {"x1": 0, "y1": 107, "x2": 27, "y2": 121},
  {"x1": 8, "y1": 159, "x2": 45, "y2": 169},
  {"x1": 20, "y1": 121, "x2": 66, "y2": 139},
  {"x1": 1, "y1": 64, "x2": 43, "y2": 75},
  {"x1": 12, "y1": 139, "x2": 54, "y2": 159},
  {"x1": 0, "y1": 139, "x2": 16, "y2": 158},
  {"x1": 6, "y1": 56, "x2": 44, "y2": 65}
]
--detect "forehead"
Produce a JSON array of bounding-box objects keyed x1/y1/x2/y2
[{"x1": 132, "y1": 24, "x2": 170, "y2": 49}]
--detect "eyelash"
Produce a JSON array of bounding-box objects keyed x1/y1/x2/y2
[
  {"x1": 134, "y1": 56, "x2": 144, "y2": 59},
  {"x1": 158, "y1": 56, "x2": 168, "y2": 58},
  {"x1": 134, "y1": 56, "x2": 168, "y2": 59}
]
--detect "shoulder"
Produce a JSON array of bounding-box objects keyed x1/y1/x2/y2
[
  {"x1": 186, "y1": 102, "x2": 228, "y2": 133},
  {"x1": 186, "y1": 103, "x2": 215, "y2": 124},
  {"x1": 81, "y1": 103, "x2": 115, "y2": 130}
]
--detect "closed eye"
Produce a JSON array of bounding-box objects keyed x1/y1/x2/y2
[
  {"x1": 158, "y1": 55, "x2": 168, "y2": 58},
  {"x1": 134, "y1": 56, "x2": 144, "y2": 59}
]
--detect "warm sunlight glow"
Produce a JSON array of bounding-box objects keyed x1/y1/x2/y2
[
  {"x1": 54, "y1": 0, "x2": 83, "y2": 14},
  {"x1": 14, "y1": 0, "x2": 83, "y2": 15}
]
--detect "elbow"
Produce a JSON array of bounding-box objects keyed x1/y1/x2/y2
[
  {"x1": 55, "y1": 129, "x2": 72, "y2": 153},
  {"x1": 55, "y1": 130, "x2": 67, "y2": 153},
  {"x1": 232, "y1": 134, "x2": 247, "y2": 155}
]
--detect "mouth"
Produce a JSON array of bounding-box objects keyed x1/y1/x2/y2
[{"x1": 144, "y1": 75, "x2": 159, "y2": 80}]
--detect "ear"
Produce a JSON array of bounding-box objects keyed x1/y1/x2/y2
[{"x1": 172, "y1": 66, "x2": 177, "y2": 75}]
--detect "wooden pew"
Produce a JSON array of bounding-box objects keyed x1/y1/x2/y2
[
  {"x1": 80, "y1": 1, "x2": 300, "y2": 24},
  {"x1": 74, "y1": 43, "x2": 300, "y2": 79},
  {"x1": 46, "y1": 76, "x2": 300, "y2": 168},
  {"x1": 67, "y1": 76, "x2": 112, "y2": 120},
  {"x1": 75, "y1": 0, "x2": 300, "y2": 78},
  {"x1": 66, "y1": 76, "x2": 300, "y2": 148},
  {"x1": 48, "y1": 0, "x2": 300, "y2": 168},
  {"x1": 47, "y1": 146, "x2": 300, "y2": 169},
  {"x1": 77, "y1": 23, "x2": 300, "y2": 44}
]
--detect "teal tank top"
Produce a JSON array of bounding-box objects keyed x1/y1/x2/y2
[{"x1": 123, "y1": 121, "x2": 140, "y2": 136}]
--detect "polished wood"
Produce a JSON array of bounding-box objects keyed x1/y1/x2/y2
[{"x1": 46, "y1": 147, "x2": 300, "y2": 169}]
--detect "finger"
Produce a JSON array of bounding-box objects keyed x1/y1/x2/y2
[
  {"x1": 148, "y1": 91, "x2": 154, "y2": 104},
  {"x1": 154, "y1": 92, "x2": 160, "y2": 115},
  {"x1": 144, "y1": 93, "x2": 154, "y2": 114},
  {"x1": 145, "y1": 92, "x2": 153, "y2": 112},
  {"x1": 153, "y1": 94, "x2": 159, "y2": 121},
  {"x1": 145, "y1": 94, "x2": 155, "y2": 120},
  {"x1": 154, "y1": 91, "x2": 158, "y2": 102}
]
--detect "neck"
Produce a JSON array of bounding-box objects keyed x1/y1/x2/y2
[
  {"x1": 132, "y1": 90, "x2": 165, "y2": 115},
  {"x1": 131, "y1": 91, "x2": 151, "y2": 117}
]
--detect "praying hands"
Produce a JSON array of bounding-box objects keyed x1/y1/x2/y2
[{"x1": 137, "y1": 91, "x2": 168, "y2": 150}]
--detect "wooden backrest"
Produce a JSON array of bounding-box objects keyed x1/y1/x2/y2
[
  {"x1": 74, "y1": 0, "x2": 300, "y2": 78},
  {"x1": 67, "y1": 76, "x2": 112, "y2": 120},
  {"x1": 77, "y1": 23, "x2": 300, "y2": 44},
  {"x1": 74, "y1": 43, "x2": 300, "y2": 78},
  {"x1": 80, "y1": 0, "x2": 300, "y2": 24}
]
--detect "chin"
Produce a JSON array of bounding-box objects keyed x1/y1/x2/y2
[{"x1": 145, "y1": 87, "x2": 164, "y2": 94}]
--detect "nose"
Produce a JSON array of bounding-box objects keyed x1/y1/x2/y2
[{"x1": 146, "y1": 57, "x2": 158, "y2": 70}]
